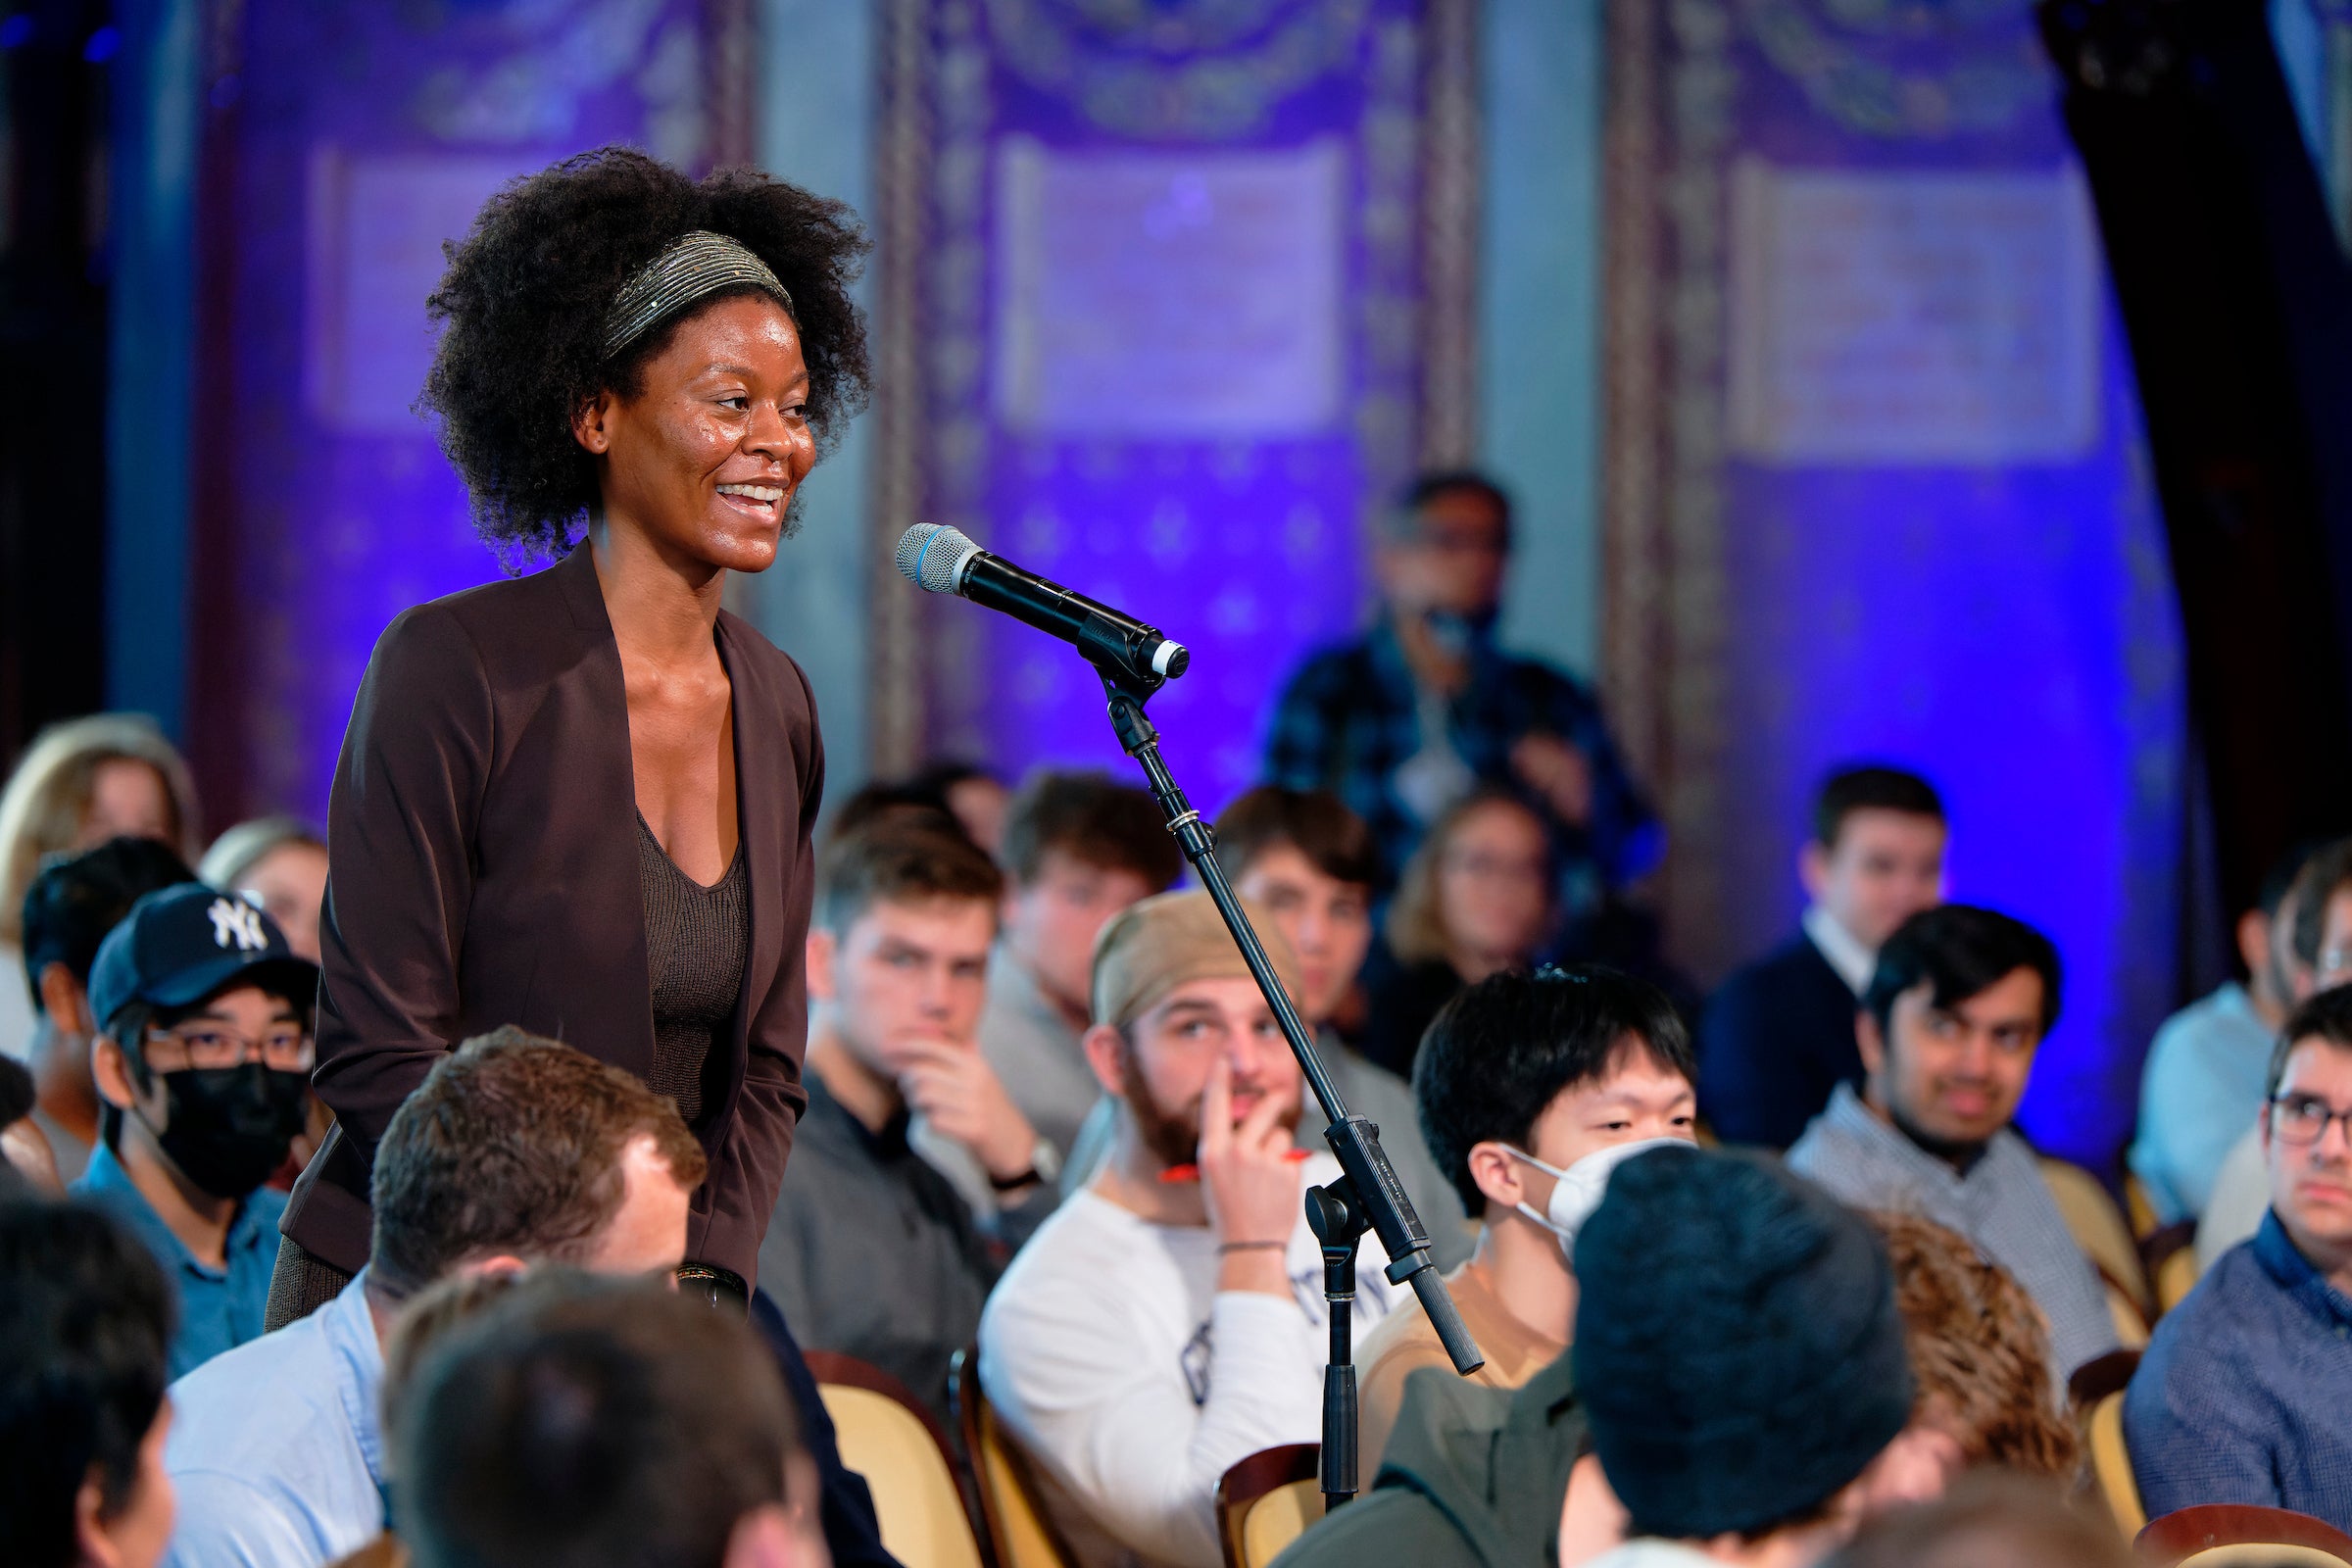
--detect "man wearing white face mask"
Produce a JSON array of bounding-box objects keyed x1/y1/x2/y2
[{"x1": 1351, "y1": 964, "x2": 1698, "y2": 1465}]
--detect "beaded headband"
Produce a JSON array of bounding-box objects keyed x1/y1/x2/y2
[{"x1": 600, "y1": 230, "x2": 795, "y2": 361}]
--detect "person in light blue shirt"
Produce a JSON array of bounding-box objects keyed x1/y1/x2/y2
[
  {"x1": 162, "y1": 1026, "x2": 709, "y2": 1568},
  {"x1": 68, "y1": 882, "x2": 317, "y2": 1379},
  {"x1": 2129, "y1": 848, "x2": 2306, "y2": 1224},
  {"x1": 2126, "y1": 988, "x2": 2352, "y2": 1528}
]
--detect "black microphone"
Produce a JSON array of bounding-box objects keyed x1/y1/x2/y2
[{"x1": 895, "y1": 523, "x2": 1191, "y2": 688}]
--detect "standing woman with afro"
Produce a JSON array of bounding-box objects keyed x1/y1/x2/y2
[{"x1": 269, "y1": 148, "x2": 871, "y2": 1323}]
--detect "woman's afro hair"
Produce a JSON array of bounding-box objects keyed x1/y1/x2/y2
[{"x1": 419, "y1": 145, "x2": 872, "y2": 561}]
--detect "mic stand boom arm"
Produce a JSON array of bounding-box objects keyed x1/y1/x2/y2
[{"x1": 1091, "y1": 662, "x2": 1485, "y2": 1510}]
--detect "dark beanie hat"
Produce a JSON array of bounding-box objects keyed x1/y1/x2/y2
[{"x1": 1571, "y1": 1145, "x2": 1914, "y2": 1540}]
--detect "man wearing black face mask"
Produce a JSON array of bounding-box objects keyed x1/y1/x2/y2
[
  {"x1": 1263, "y1": 470, "x2": 1660, "y2": 927},
  {"x1": 72, "y1": 882, "x2": 318, "y2": 1377}
]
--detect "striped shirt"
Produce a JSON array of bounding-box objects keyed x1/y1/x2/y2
[{"x1": 1788, "y1": 1084, "x2": 2119, "y2": 1378}]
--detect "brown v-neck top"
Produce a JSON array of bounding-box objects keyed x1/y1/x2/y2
[{"x1": 636, "y1": 813, "x2": 750, "y2": 1127}]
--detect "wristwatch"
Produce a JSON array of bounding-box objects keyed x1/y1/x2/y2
[{"x1": 989, "y1": 1136, "x2": 1062, "y2": 1194}]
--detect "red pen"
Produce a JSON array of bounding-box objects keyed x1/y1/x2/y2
[{"x1": 1158, "y1": 1150, "x2": 1313, "y2": 1184}]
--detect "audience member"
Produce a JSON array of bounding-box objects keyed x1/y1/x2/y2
[
  {"x1": 1788, "y1": 905, "x2": 2118, "y2": 1378},
  {"x1": 979, "y1": 770, "x2": 1181, "y2": 1163},
  {"x1": 1696, "y1": 765, "x2": 1945, "y2": 1150},
  {"x1": 73, "y1": 884, "x2": 317, "y2": 1377},
  {"x1": 2126, "y1": 985, "x2": 2352, "y2": 1528},
  {"x1": 1267, "y1": 1347, "x2": 1585, "y2": 1568},
  {"x1": 906, "y1": 758, "x2": 1012, "y2": 856},
  {"x1": 1866, "y1": 1211, "x2": 2078, "y2": 1477},
  {"x1": 2197, "y1": 837, "x2": 2352, "y2": 1263},
  {"x1": 979, "y1": 891, "x2": 1400, "y2": 1567},
  {"x1": 828, "y1": 779, "x2": 969, "y2": 846},
  {"x1": 1570, "y1": 1147, "x2": 1950, "y2": 1568},
  {"x1": 18, "y1": 838, "x2": 199, "y2": 1182},
  {"x1": 2132, "y1": 845, "x2": 2311, "y2": 1224},
  {"x1": 1355, "y1": 965, "x2": 1696, "y2": 1465},
  {"x1": 201, "y1": 819, "x2": 335, "y2": 1181},
  {"x1": 0, "y1": 1199, "x2": 178, "y2": 1568},
  {"x1": 1816, "y1": 1471, "x2": 2129, "y2": 1568},
  {"x1": 1360, "y1": 789, "x2": 1553, "y2": 1075},
  {"x1": 1, "y1": 1055, "x2": 61, "y2": 1192},
  {"x1": 0, "y1": 714, "x2": 202, "y2": 1062},
  {"x1": 160, "y1": 1026, "x2": 709, "y2": 1568},
  {"x1": 1263, "y1": 469, "x2": 1659, "y2": 919},
  {"x1": 396, "y1": 1276, "x2": 824, "y2": 1568},
  {"x1": 760, "y1": 822, "x2": 1051, "y2": 1423},
  {"x1": 199, "y1": 818, "x2": 329, "y2": 964},
  {"x1": 1059, "y1": 786, "x2": 1475, "y2": 1265}
]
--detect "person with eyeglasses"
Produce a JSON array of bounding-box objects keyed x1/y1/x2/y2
[
  {"x1": 68, "y1": 882, "x2": 319, "y2": 1378},
  {"x1": 2125, "y1": 984, "x2": 2352, "y2": 1529}
]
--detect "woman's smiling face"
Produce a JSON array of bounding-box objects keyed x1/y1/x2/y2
[{"x1": 574, "y1": 290, "x2": 815, "y2": 575}]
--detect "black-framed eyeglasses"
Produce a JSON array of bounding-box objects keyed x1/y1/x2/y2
[
  {"x1": 2269, "y1": 1094, "x2": 2352, "y2": 1148},
  {"x1": 143, "y1": 1024, "x2": 314, "y2": 1073}
]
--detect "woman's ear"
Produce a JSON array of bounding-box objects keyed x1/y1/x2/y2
[{"x1": 572, "y1": 390, "x2": 616, "y2": 455}]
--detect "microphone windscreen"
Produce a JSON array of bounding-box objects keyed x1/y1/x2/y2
[{"x1": 893, "y1": 523, "x2": 980, "y2": 595}]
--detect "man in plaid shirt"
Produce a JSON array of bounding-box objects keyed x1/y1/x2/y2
[{"x1": 1263, "y1": 471, "x2": 1661, "y2": 923}]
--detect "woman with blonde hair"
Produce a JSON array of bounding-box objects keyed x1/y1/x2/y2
[
  {"x1": 0, "y1": 714, "x2": 202, "y2": 1058},
  {"x1": 1361, "y1": 789, "x2": 1554, "y2": 1074}
]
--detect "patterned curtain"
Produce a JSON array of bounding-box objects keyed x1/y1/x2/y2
[
  {"x1": 1602, "y1": 0, "x2": 2188, "y2": 1170},
  {"x1": 866, "y1": 0, "x2": 1480, "y2": 802}
]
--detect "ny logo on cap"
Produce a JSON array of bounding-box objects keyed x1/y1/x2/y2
[{"x1": 208, "y1": 896, "x2": 269, "y2": 954}]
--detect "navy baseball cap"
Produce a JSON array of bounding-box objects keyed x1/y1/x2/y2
[{"x1": 87, "y1": 883, "x2": 319, "y2": 1034}]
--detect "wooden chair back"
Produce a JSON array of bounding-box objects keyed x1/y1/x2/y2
[
  {"x1": 1215, "y1": 1445, "x2": 1324, "y2": 1568},
  {"x1": 2041, "y1": 1156, "x2": 2155, "y2": 1322},
  {"x1": 2138, "y1": 1505, "x2": 2352, "y2": 1567},
  {"x1": 952, "y1": 1343, "x2": 1076, "y2": 1568},
  {"x1": 806, "y1": 1351, "x2": 987, "y2": 1568}
]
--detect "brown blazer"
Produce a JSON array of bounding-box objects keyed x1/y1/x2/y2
[{"x1": 283, "y1": 545, "x2": 822, "y2": 1285}]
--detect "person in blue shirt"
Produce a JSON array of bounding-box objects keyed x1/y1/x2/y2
[
  {"x1": 2127, "y1": 984, "x2": 2352, "y2": 1528},
  {"x1": 69, "y1": 882, "x2": 315, "y2": 1381},
  {"x1": 2130, "y1": 844, "x2": 2311, "y2": 1225}
]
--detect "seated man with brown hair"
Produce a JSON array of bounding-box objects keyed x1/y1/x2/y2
[
  {"x1": 2127, "y1": 984, "x2": 2352, "y2": 1528},
  {"x1": 397, "y1": 1274, "x2": 826, "y2": 1568},
  {"x1": 760, "y1": 820, "x2": 1053, "y2": 1422},
  {"x1": 978, "y1": 770, "x2": 1183, "y2": 1173},
  {"x1": 161, "y1": 1027, "x2": 710, "y2": 1568}
]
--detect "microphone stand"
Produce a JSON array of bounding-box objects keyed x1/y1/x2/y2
[{"x1": 1093, "y1": 662, "x2": 1485, "y2": 1510}]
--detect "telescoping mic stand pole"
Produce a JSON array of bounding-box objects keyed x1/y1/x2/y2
[{"x1": 1093, "y1": 661, "x2": 1486, "y2": 1510}]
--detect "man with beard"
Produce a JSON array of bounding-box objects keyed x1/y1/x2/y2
[
  {"x1": 978, "y1": 891, "x2": 1402, "y2": 1568},
  {"x1": 71, "y1": 884, "x2": 317, "y2": 1377},
  {"x1": 1788, "y1": 905, "x2": 2117, "y2": 1380}
]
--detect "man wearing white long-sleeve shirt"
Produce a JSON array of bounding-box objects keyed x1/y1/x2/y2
[{"x1": 979, "y1": 891, "x2": 1399, "y2": 1568}]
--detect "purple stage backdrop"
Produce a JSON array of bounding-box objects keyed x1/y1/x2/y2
[
  {"x1": 186, "y1": 0, "x2": 753, "y2": 824},
  {"x1": 1605, "y1": 0, "x2": 2188, "y2": 1172},
  {"x1": 866, "y1": 0, "x2": 1480, "y2": 802}
]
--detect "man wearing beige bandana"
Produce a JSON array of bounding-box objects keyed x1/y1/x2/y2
[{"x1": 978, "y1": 892, "x2": 1402, "y2": 1568}]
